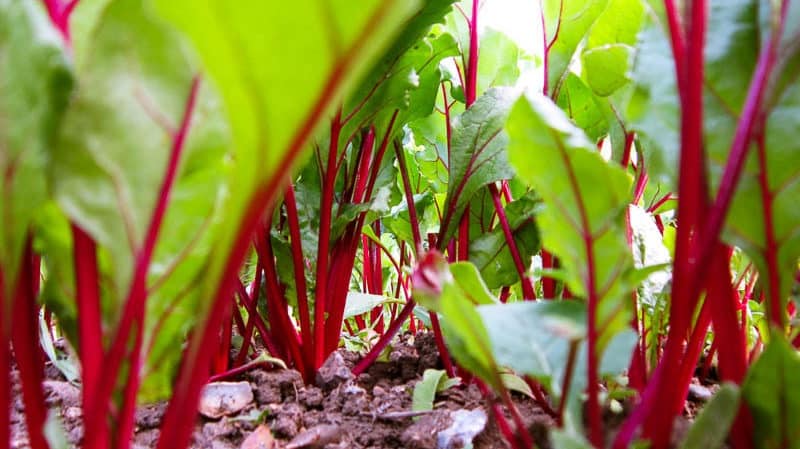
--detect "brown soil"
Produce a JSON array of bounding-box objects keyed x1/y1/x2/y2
[
  {"x1": 9, "y1": 332, "x2": 711, "y2": 449},
  {"x1": 9, "y1": 332, "x2": 557, "y2": 449}
]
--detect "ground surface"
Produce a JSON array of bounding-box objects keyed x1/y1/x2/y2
[
  {"x1": 10, "y1": 332, "x2": 558, "y2": 449},
  {"x1": 9, "y1": 332, "x2": 709, "y2": 448}
]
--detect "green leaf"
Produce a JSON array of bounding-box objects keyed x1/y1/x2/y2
[
  {"x1": 556, "y1": 73, "x2": 609, "y2": 143},
  {"x1": 742, "y1": 333, "x2": 800, "y2": 449},
  {"x1": 440, "y1": 87, "x2": 518, "y2": 244},
  {"x1": 412, "y1": 368, "x2": 447, "y2": 412},
  {"x1": 0, "y1": 0, "x2": 72, "y2": 298},
  {"x1": 341, "y1": 24, "x2": 459, "y2": 146},
  {"x1": 580, "y1": 0, "x2": 645, "y2": 97},
  {"x1": 506, "y1": 93, "x2": 635, "y2": 348},
  {"x1": 448, "y1": 262, "x2": 499, "y2": 306},
  {"x1": 50, "y1": 0, "x2": 228, "y2": 401},
  {"x1": 343, "y1": 292, "x2": 392, "y2": 320},
  {"x1": 479, "y1": 301, "x2": 586, "y2": 395},
  {"x1": 469, "y1": 193, "x2": 541, "y2": 289},
  {"x1": 626, "y1": 19, "x2": 680, "y2": 189},
  {"x1": 154, "y1": 1, "x2": 424, "y2": 357},
  {"x1": 500, "y1": 372, "x2": 534, "y2": 399},
  {"x1": 725, "y1": 73, "x2": 800, "y2": 308},
  {"x1": 477, "y1": 28, "x2": 523, "y2": 93},
  {"x1": 543, "y1": 0, "x2": 609, "y2": 97},
  {"x1": 550, "y1": 430, "x2": 593, "y2": 449},
  {"x1": 426, "y1": 259, "x2": 502, "y2": 388},
  {"x1": 679, "y1": 383, "x2": 740, "y2": 449}
]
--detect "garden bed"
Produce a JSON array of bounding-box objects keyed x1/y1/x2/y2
[{"x1": 9, "y1": 332, "x2": 714, "y2": 449}]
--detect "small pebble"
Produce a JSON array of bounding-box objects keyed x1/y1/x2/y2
[
  {"x1": 240, "y1": 425, "x2": 275, "y2": 449},
  {"x1": 198, "y1": 381, "x2": 254, "y2": 419},
  {"x1": 687, "y1": 383, "x2": 713, "y2": 402},
  {"x1": 286, "y1": 424, "x2": 341, "y2": 449},
  {"x1": 437, "y1": 409, "x2": 488, "y2": 449}
]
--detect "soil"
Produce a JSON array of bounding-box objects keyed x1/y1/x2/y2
[{"x1": 8, "y1": 332, "x2": 705, "y2": 449}]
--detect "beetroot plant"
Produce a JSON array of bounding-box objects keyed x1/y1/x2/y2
[{"x1": 3, "y1": 0, "x2": 800, "y2": 448}]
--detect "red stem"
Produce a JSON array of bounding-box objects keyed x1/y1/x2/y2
[
  {"x1": 0, "y1": 270, "x2": 9, "y2": 449},
  {"x1": 235, "y1": 277, "x2": 282, "y2": 361},
  {"x1": 11, "y1": 239, "x2": 49, "y2": 449},
  {"x1": 314, "y1": 112, "x2": 343, "y2": 368},
  {"x1": 488, "y1": 183, "x2": 535, "y2": 299},
  {"x1": 352, "y1": 299, "x2": 417, "y2": 376},
  {"x1": 556, "y1": 340, "x2": 579, "y2": 425},
  {"x1": 394, "y1": 139, "x2": 423, "y2": 254},
  {"x1": 429, "y1": 312, "x2": 456, "y2": 377},
  {"x1": 637, "y1": 1, "x2": 708, "y2": 446},
  {"x1": 256, "y1": 230, "x2": 306, "y2": 376},
  {"x1": 322, "y1": 114, "x2": 398, "y2": 357},
  {"x1": 465, "y1": 0, "x2": 479, "y2": 106},
  {"x1": 476, "y1": 381, "x2": 526, "y2": 449},
  {"x1": 284, "y1": 184, "x2": 313, "y2": 368},
  {"x1": 71, "y1": 224, "x2": 106, "y2": 448},
  {"x1": 756, "y1": 126, "x2": 783, "y2": 326}
]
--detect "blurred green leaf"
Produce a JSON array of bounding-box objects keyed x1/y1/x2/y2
[
  {"x1": 0, "y1": 0, "x2": 72, "y2": 298},
  {"x1": 679, "y1": 383, "x2": 740, "y2": 449},
  {"x1": 742, "y1": 333, "x2": 800, "y2": 449}
]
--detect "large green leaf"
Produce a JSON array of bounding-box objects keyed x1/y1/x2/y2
[
  {"x1": 625, "y1": 18, "x2": 680, "y2": 189},
  {"x1": 542, "y1": 0, "x2": 609, "y2": 97},
  {"x1": 580, "y1": 0, "x2": 644, "y2": 97},
  {"x1": 49, "y1": 0, "x2": 228, "y2": 400},
  {"x1": 506, "y1": 93, "x2": 635, "y2": 348},
  {"x1": 723, "y1": 35, "x2": 800, "y2": 308},
  {"x1": 439, "y1": 87, "x2": 517, "y2": 245},
  {"x1": 742, "y1": 334, "x2": 800, "y2": 449},
  {"x1": 0, "y1": 0, "x2": 72, "y2": 299},
  {"x1": 151, "y1": 6, "x2": 426, "y2": 365}
]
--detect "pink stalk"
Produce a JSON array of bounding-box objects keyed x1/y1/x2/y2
[
  {"x1": 322, "y1": 114, "x2": 398, "y2": 357},
  {"x1": 637, "y1": 1, "x2": 709, "y2": 446},
  {"x1": 429, "y1": 312, "x2": 456, "y2": 377},
  {"x1": 42, "y1": 0, "x2": 79, "y2": 42},
  {"x1": 476, "y1": 381, "x2": 527, "y2": 449},
  {"x1": 706, "y1": 245, "x2": 752, "y2": 449}
]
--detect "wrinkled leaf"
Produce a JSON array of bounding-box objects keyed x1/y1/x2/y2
[{"x1": 440, "y1": 87, "x2": 518, "y2": 244}]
